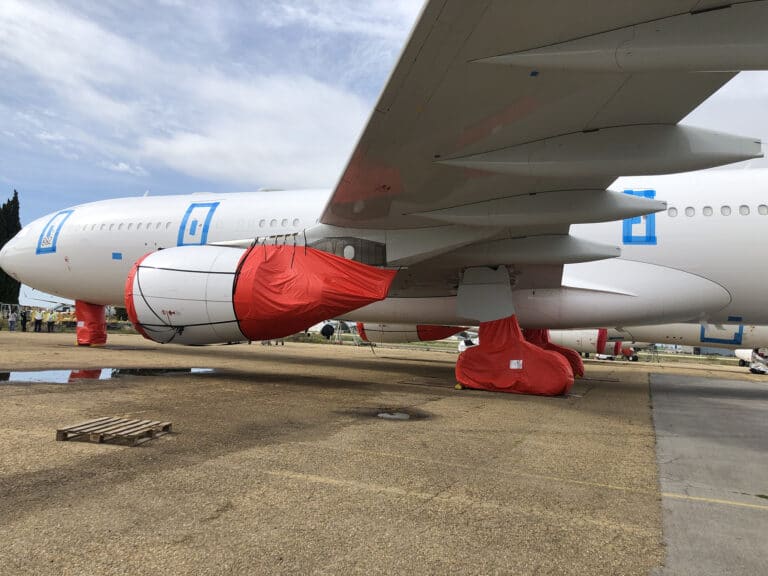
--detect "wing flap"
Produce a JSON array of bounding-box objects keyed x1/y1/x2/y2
[{"x1": 321, "y1": 1, "x2": 761, "y2": 230}]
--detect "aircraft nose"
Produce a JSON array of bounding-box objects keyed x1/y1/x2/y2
[
  {"x1": 0, "y1": 240, "x2": 10, "y2": 272},
  {"x1": 0, "y1": 233, "x2": 22, "y2": 278}
]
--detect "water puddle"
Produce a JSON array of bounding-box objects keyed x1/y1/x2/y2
[
  {"x1": 377, "y1": 411, "x2": 411, "y2": 421},
  {"x1": 375, "y1": 407, "x2": 430, "y2": 421},
  {"x1": 0, "y1": 368, "x2": 214, "y2": 384},
  {"x1": 336, "y1": 406, "x2": 431, "y2": 421}
]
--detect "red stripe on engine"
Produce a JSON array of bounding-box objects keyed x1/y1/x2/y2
[
  {"x1": 597, "y1": 328, "x2": 608, "y2": 354},
  {"x1": 124, "y1": 253, "x2": 153, "y2": 341}
]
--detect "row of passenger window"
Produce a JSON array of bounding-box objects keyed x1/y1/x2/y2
[
  {"x1": 259, "y1": 218, "x2": 301, "y2": 228},
  {"x1": 668, "y1": 204, "x2": 768, "y2": 218},
  {"x1": 79, "y1": 218, "x2": 303, "y2": 232},
  {"x1": 81, "y1": 222, "x2": 172, "y2": 232}
]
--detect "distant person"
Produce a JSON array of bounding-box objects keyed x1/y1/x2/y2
[
  {"x1": 47, "y1": 310, "x2": 57, "y2": 333},
  {"x1": 8, "y1": 311, "x2": 16, "y2": 331},
  {"x1": 33, "y1": 310, "x2": 43, "y2": 332},
  {"x1": 20, "y1": 309, "x2": 27, "y2": 332}
]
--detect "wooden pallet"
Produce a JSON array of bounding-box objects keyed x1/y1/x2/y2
[{"x1": 56, "y1": 417, "x2": 172, "y2": 446}]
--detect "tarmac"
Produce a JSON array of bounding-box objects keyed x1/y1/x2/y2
[
  {"x1": 651, "y1": 373, "x2": 768, "y2": 576},
  {"x1": 0, "y1": 331, "x2": 764, "y2": 575}
]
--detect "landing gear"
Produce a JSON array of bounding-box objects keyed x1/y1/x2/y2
[
  {"x1": 523, "y1": 328, "x2": 585, "y2": 378},
  {"x1": 455, "y1": 315, "x2": 573, "y2": 396},
  {"x1": 75, "y1": 300, "x2": 107, "y2": 346}
]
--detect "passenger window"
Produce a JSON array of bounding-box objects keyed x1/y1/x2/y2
[
  {"x1": 759, "y1": 204, "x2": 768, "y2": 215},
  {"x1": 293, "y1": 218, "x2": 300, "y2": 227},
  {"x1": 118, "y1": 223, "x2": 124, "y2": 231},
  {"x1": 270, "y1": 219, "x2": 277, "y2": 227},
  {"x1": 137, "y1": 223, "x2": 142, "y2": 230},
  {"x1": 281, "y1": 218, "x2": 288, "y2": 227},
  {"x1": 109, "y1": 224, "x2": 115, "y2": 231},
  {"x1": 127, "y1": 223, "x2": 133, "y2": 230},
  {"x1": 667, "y1": 207, "x2": 678, "y2": 217},
  {"x1": 156, "y1": 222, "x2": 162, "y2": 229},
  {"x1": 100, "y1": 224, "x2": 106, "y2": 230},
  {"x1": 259, "y1": 219, "x2": 265, "y2": 228},
  {"x1": 91, "y1": 224, "x2": 97, "y2": 231},
  {"x1": 721, "y1": 205, "x2": 732, "y2": 216},
  {"x1": 685, "y1": 207, "x2": 695, "y2": 217},
  {"x1": 702, "y1": 206, "x2": 713, "y2": 217},
  {"x1": 166, "y1": 222, "x2": 171, "y2": 229},
  {"x1": 739, "y1": 205, "x2": 750, "y2": 216}
]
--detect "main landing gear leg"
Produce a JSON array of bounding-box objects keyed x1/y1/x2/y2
[
  {"x1": 455, "y1": 315, "x2": 574, "y2": 396},
  {"x1": 522, "y1": 328, "x2": 585, "y2": 378},
  {"x1": 75, "y1": 300, "x2": 107, "y2": 346}
]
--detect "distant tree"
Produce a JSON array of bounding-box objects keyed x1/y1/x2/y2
[{"x1": 0, "y1": 190, "x2": 21, "y2": 304}]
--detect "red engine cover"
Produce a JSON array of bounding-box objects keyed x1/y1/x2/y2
[{"x1": 233, "y1": 245, "x2": 397, "y2": 341}]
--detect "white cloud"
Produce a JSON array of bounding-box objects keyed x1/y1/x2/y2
[
  {"x1": 104, "y1": 161, "x2": 147, "y2": 176},
  {"x1": 255, "y1": 0, "x2": 422, "y2": 39},
  {"x1": 0, "y1": 0, "x2": 416, "y2": 190},
  {"x1": 141, "y1": 73, "x2": 368, "y2": 187}
]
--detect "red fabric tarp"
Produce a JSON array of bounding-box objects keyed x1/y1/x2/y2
[
  {"x1": 456, "y1": 315, "x2": 573, "y2": 396},
  {"x1": 233, "y1": 245, "x2": 397, "y2": 341},
  {"x1": 75, "y1": 300, "x2": 107, "y2": 346},
  {"x1": 416, "y1": 325, "x2": 466, "y2": 341},
  {"x1": 523, "y1": 328, "x2": 585, "y2": 378}
]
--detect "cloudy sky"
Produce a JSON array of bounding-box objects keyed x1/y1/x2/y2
[{"x1": 2, "y1": 0, "x2": 768, "y2": 225}]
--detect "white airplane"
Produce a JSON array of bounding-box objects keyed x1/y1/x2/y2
[
  {"x1": 4, "y1": 3, "x2": 768, "y2": 395},
  {"x1": 3, "y1": 170, "x2": 768, "y2": 334}
]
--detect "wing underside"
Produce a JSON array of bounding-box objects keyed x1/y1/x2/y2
[{"x1": 307, "y1": 1, "x2": 766, "y2": 307}]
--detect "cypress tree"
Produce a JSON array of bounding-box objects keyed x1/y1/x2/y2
[{"x1": 0, "y1": 190, "x2": 22, "y2": 304}]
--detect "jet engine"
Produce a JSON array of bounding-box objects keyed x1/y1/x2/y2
[
  {"x1": 356, "y1": 322, "x2": 465, "y2": 344},
  {"x1": 125, "y1": 245, "x2": 396, "y2": 345},
  {"x1": 548, "y1": 329, "x2": 610, "y2": 355}
]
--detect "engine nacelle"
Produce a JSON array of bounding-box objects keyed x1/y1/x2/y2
[
  {"x1": 356, "y1": 322, "x2": 465, "y2": 344},
  {"x1": 548, "y1": 329, "x2": 609, "y2": 355},
  {"x1": 125, "y1": 245, "x2": 396, "y2": 345}
]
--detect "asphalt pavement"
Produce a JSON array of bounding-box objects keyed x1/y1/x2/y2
[{"x1": 651, "y1": 373, "x2": 768, "y2": 576}]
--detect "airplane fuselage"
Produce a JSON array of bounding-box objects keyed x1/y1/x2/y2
[
  {"x1": 2, "y1": 170, "x2": 768, "y2": 330},
  {"x1": 0, "y1": 191, "x2": 326, "y2": 305}
]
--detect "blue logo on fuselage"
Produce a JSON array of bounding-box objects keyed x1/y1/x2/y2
[
  {"x1": 622, "y1": 190, "x2": 657, "y2": 245},
  {"x1": 177, "y1": 202, "x2": 219, "y2": 246},
  {"x1": 36, "y1": 210, "x2": 73, "y2": 254},
  {"x1": 700, "y1": 316, "x2": 744, "y2": 345}
]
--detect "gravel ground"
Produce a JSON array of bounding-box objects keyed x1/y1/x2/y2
[{"x1": 0, "y1": 332, "x2": 668, "y2": 575}]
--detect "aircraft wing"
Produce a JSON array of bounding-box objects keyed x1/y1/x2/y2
[{"x1": 320, "y1": 1, "x2": 763, "y2": 234}]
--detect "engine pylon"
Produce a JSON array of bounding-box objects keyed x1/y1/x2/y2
[
  {"x1": 523, "y1": 328, "x2": 585, "y2": 377},
  {"x1": 456, "y1": 315, "x2": 573, "y2": 396}
]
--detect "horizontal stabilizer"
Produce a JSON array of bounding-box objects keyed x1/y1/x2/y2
[
  {"x1": 418, "y1": 189, "x2": 666, "y2": 227},
  {"x1": 477, "y1": 3, "x2": 768, "y2": 73},
  {"x1": 438, "y1": 125, "x2": 762, "y2": 177}
]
